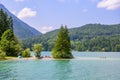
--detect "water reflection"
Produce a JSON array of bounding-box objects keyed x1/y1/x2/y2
[{"x1": 52, "y1": 60, "x2": 72, "y2": 80}]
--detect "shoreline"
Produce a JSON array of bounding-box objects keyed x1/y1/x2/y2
[{"x1": 2, "y1": 56, "x2": 120, "y2": 61}]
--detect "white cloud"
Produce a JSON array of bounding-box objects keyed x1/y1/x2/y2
[
  {"x1": 15, "y1": 0, "x2": 24, "y2": 2},
  {"x1": 40, "y1": 26, "x2": 54, "y2": 33},
  {"x1": 97, "y1": 0, "x2": 120, "y2": 10},
  {"x1": 18, "y1": 7, "x2": 37, "y2": 19}
]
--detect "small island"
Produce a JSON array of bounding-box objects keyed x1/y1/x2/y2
[{"x1": 52, "y1": 25, "x2": 73, "y2": 59}]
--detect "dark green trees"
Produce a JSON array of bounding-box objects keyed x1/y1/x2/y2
[
  {"x1": 52, "y1": 25, "x2": 73, "y2": 58},
  {"x1": 0, "y1": 9, "x2": 23, "y2": 57},
  {"x1": 0, "y1": 9, "x2": 13, "y2": 40}
]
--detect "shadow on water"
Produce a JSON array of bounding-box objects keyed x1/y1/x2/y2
[{"x1": 52, "y1": 60, "x2": 72, "y2": 80}]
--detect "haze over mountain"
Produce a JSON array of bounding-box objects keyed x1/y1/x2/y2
[{"x1": 0, "y1": 4, "x2": 41, "y2": 39}]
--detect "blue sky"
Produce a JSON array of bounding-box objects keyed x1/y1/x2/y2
[{"x1": 0, "y1": 0, "x2": 120, "y2": 33}]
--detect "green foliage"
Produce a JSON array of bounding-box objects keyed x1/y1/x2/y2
[
  {"x1": 33, "y1": 44, "x2": 43, "y2": 57},
  {"x1": 0, "y1": 9, "x2": 23, "y2": 57},
  {"x1": 52, "y1": 25, "x2": 73, "y2": 58},
  {"x1": 22, "y1": 48, "x2": 30, "y2": 57},
  {"x1": 0, "y1": 49, "x2": 6, "y2": 59},
  {"x1": 22, "y1": 24, "x2": 120, "y2": 52},
  {"x1": 115, "y1": 45, "x2": 120, "y2": 52},
  {"x1": 0, "y1": 29, "x2": 23, "y2": 56},
  {"x1": 72, "y1": 36, "x2": 120, "y2": 52},
  {"x1": 0, "y1": 9, "x2": 13, "y2": 40}
]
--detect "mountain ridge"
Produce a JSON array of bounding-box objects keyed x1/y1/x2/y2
[
  {"x1": 22, "y1": 23, "x2": 120, "y2": 51},
  {"x1": 41, "y1": 23, "x2": 120, "y2": 40},
  {"x1": 0, "y1": 4, "x2": 42, "y2": 39}
]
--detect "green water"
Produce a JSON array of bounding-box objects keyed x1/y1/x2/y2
[{"x1": 0, "y1": 52, "x2": 120, "y2": 80}]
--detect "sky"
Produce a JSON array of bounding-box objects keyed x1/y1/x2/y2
[{"x1": 0, "y1": 0, "x2": 120, "y2": 33}]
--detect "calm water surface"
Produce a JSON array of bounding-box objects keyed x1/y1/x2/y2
[{"x1": 0, "y1": 52, "x2": 120, "y2": 80}]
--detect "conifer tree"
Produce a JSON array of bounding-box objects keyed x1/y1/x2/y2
[
  {"x1": 0, "y1": 9, "x2": 13, "y2": 40},
  {"x1": 0, "y1": 9, "x2": 23, "y2": 57},
  {"x1": 52, "y1": 25, "x2": 73, "y2": 58}
]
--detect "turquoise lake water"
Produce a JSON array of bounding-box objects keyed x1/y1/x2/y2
[{"x1": 0, "y1": 52, "x2": 120, "y2": 80}]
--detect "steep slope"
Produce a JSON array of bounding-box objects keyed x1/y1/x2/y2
[{"x1": 0, "y1": 4, "x2": 41, "y2": 39}]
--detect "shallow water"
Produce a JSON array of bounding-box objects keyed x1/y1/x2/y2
[{"x1": 0, "y1": 52, "x2": 120, "y2": 80}]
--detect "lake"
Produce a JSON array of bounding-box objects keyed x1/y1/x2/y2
[{"x1": 0, "y1": 52, "x2": 120, "y2": 80}]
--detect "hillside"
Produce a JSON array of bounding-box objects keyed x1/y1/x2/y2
[
  {"x1": 40, "y1": 24, "x2": 120, "y2": 41},
  {"x1": 69, "y1": 24, "x2": 120, "y2": 40},
  {"x1": 23, "y1": 24, "x2": 120, "y2": 51},
  {"x1": 0, "y1": 4, "x2": 41, "y2": 39}
]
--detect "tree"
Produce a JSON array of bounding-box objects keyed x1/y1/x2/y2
[
  {"x1": 0, "y1": 9, "x2": 23, "y2": 57},
  {"x1": 0, "y1": 29, "x2": 23, "y2": 56},
  {"x1": 0, "y1": 49, "x2": 6, "y2": 59},
  {"x1": 33, "y1": 44, "x2": 43, "y2": 58},
  {"x1": 52, "y1": 25, "x2": 73, "y2": 58},
  {"x1": 0, "y1": 9, "x2": 13, "y2": 40},
  {"x1": 115, "y1": 45, "x2": 120, "y2": 52},
  {"x1": 22, "y1": 48, "x2": 30, "y2": 57}
]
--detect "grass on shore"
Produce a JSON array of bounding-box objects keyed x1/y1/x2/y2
[
  {"x1": 0, "y1": 56, "x2": 17, "y2": 60},
  {"x1": 5, "y1": 56, "x2": 17, "y2": 60}
]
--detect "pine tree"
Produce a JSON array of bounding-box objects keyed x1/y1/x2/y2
[
  {"x1": 52, "y1": 25, "x2": 73, "y2": 58},
  {"x1": 0, "y1": 9, "x2": 13, "y2": 40},
  {"x1": 0, "y1": 9, "x2": 22, "y2": 57}
]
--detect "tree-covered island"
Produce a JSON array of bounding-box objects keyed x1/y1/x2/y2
[{"x1": 52, "y1": 25, "x2": 73, "y2": 59}]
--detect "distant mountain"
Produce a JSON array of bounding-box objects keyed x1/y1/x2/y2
[
  {"x1": 35, "y1": 24, "x2": 120, "y2": 41},
  {"x1": 69, "y1": 24, "x2": 120, "y2": 40},
  {"x1": 0, "y1": 4, "x2": 42, "y2": 39},
  {"x1": 22, "y1": 24, "x2": 120, "y2": 51}
]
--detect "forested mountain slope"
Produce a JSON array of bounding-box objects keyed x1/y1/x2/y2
[
  {"x1": 0, "y1": 4, "x2": 41, "y2": 39},
  {"x1": 23, "y1": 24, "x2": 120, "y2": 51},
  {"x1": 41, "y1": 24, "x2": 120, "y2": 41}
]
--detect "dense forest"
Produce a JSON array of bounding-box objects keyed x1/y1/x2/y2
[
  {"x1": 22, "y1": 24, "x2": 120, "y2": 52},
  {"x1": 0, "y1": 9, "x2": 22, "y2": 58}
]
